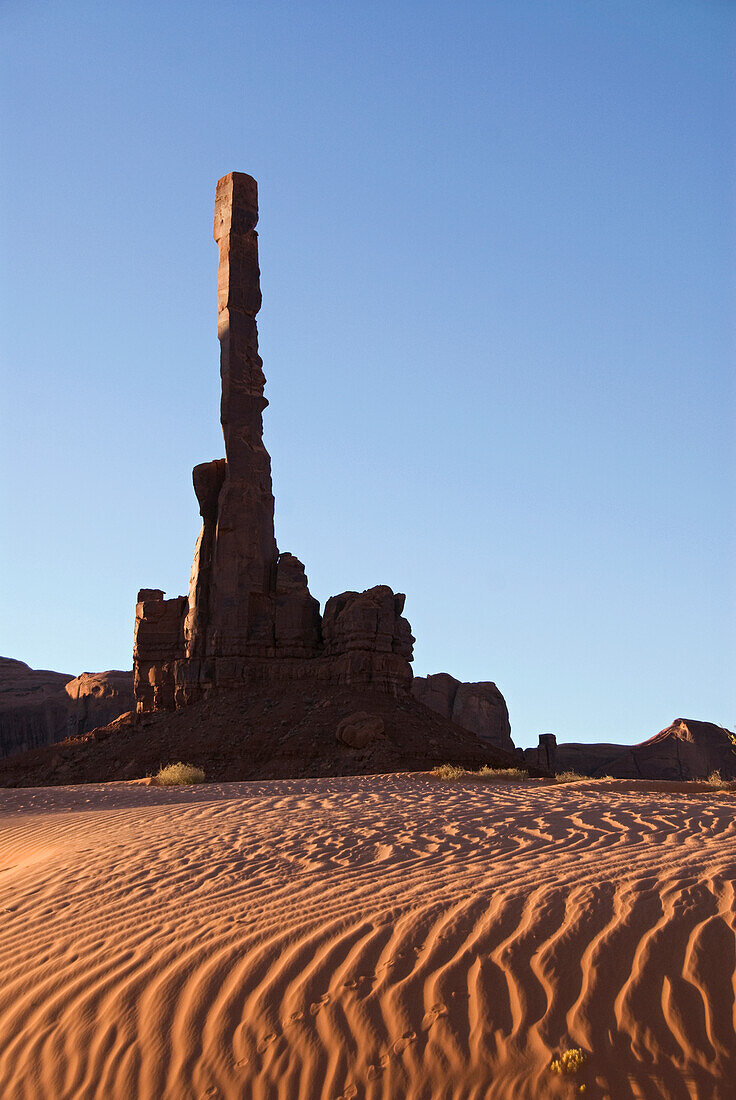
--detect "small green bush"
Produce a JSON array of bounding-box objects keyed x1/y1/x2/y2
[
  {"x1": 431, "y1": 764, "x2": 465, "y2": 779},
  {"x1": 155, "y1": 762, "x2": 205, "y2": 786},
  {"x1": 477, "y1": 766, "x2": 529, "y2": 781}
]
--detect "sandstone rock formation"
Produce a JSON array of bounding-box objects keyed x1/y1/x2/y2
[
  {"x1": 134, "y1": 174, "x2": 414, "y2": 712},
  {"x1": 525, "y1": 732, "x2": 558, "y2": 773},
  {"x1": 412, "y1": 673, "x2": 514, "y2": 752},
  {"x1": 524, "y1": 719, "x2": 736, "y2": 781},
  {"x1": 0, "y1": 657, "x2": 133, "y2": 758},
  {"x1": 523, "y1": 736, "x2": 627, "y2": 775}
]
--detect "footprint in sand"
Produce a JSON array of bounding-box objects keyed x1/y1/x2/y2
[
  {"x1": 347, "y1": 974, "x2": 375, "y2": 993},
  {"x1": 309, "y1": 993, "x2": 331, "y2": 1015},
  {"x1": 336, "y1": 1086, "x2": 358, "y2": 1099},
  {"x1": 392, "y1": 1030, "x2": 417, "y2": 1055},
  {"x1": 421, "y1": 1003, "x2": 448, "y2": 1031},
  {"x1": 367, "y1": 1055, "x2": 390, "y2": 1080},
  {"x1": 234, "y1": 1057, "x2": 250, "y2": 1069},
  {"x1": 256, "y1": 1032, "x2": 279, "y2": 1053},
  {"x1": 284, "y1": 1010, "x2": 304, "y2": 1025}
]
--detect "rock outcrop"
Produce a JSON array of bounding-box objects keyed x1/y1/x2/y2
[
  {"x1": 525, "y1": 733, "x2": 558, "y2": 774},
  {"x1": 411, "y1": 673, "x2": 514, "y2": 752},
  {"x1": 523, "y1": 736, "x2": 629, "y2": 776},
  {"x1": 134, "y1": 173, "x2": 414, "y2": 713},
  {"x1": 0, "y1": 658, "x2": 133, "y2": 758},
  {"x1": 524, "y1": 720, "x2": 736, "y2": 781}
]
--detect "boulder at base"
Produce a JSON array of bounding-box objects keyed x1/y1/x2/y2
[{"x1": 336, "y1": 712, "x2": 385, "y2": 749}]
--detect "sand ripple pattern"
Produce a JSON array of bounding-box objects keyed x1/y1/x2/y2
[{"x1": 1, "y1": 775, "x2": 735, "y2": 1099}]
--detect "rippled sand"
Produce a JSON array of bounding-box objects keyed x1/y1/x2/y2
[{"x1": 1, "y1": 775, "x2": 735, "y2": 1099}]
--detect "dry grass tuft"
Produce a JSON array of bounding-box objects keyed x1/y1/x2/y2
[
  {"x1": 155, "y1": 762, "x2": 206, "y2": 786},
  {"x1": 431, "y1": 764, "x2": 531, "y2": 782},
  {"x1": 477, "y1": 766, "x2": 529, "y2": 781},
  {"x1": 705, "y1": 771, "x2": 736, "y2": 790},
  {"x1": 554, "y1": 770, "x2": 587, "y2": 784},
  {"x1": 431, "y1": 764, "x2": 465, "y2": 779}
]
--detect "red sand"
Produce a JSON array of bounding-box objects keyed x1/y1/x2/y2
[{"x1": 1, "y1": 775, "x2": 734, "y2": 1099}]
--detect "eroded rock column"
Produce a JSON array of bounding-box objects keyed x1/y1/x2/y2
[{"x1": 207, "y1": 173, "x2": 279, "y2": 655}]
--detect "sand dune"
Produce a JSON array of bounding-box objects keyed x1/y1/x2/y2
[{"x1": 1, "y1": 776, "x2": 735, "y2": 1099}]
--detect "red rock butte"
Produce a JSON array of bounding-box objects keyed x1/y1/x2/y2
[{"x1": 133, "y1": 173, "x2": 414, "y2": 713}]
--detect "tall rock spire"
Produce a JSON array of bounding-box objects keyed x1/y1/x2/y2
[
  {"x1": 214, "y1": 172, "x2": 267, "y2": 474},
  {"x1": 133, "y1": 172, "x2": 414, "y2": 715},
  {"x1": 188, "y1": 173, "x2": 279, "y2": 659}
]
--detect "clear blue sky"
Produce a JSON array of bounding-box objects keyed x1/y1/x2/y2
[{"x1": 1, "y1": 0, "x2": 733, "y2": 747}]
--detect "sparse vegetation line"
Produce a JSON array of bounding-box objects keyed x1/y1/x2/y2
[{"x1": 431, "y1": 764, "x2": 529, "y2": 781}]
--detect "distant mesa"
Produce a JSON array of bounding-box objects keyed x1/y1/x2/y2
[
  {"x1": 0, "y1": 657, "x2": 133, "y2": 759},
  {"x1": 525, "y1": 719, "x2": 736, "y2": 781}
]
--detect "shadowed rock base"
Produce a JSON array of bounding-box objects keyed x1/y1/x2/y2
[{"x1": 0, "y1": 684, "x2": 542, "y2": 788}]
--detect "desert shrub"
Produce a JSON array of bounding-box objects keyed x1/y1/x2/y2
[
  {"x1": 431, "y1": 764, "x2": 465, "y2": 779},
  {"x1": 705, "y1": 771, "x2": 736, "y2": 790},
  {"x1": 155, "y1": 762, "x2": 205, "y2": 786},
  {"x1": 477, "y1": 766, "x2": 529, "y2": 781},
  {"x1": 550, "y1": 1048, "x2": 586, "y2": 1075},
  {"x1": 554, "y1": 771, "x2": 586, "y2": 784}
]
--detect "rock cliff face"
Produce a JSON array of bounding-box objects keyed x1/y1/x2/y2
[
  {"x1": 134, "y1": 174, "x2": 414, "y2": 712},
  {"x1": 0, "y1": 658, "x2": 133, "y2": 758},
  {"x1": 524, "y1": 720, "x2": 736, "y2": 781},
  {"x1": 411, "y1": 673, "x2": 514, "y2": 752}
]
